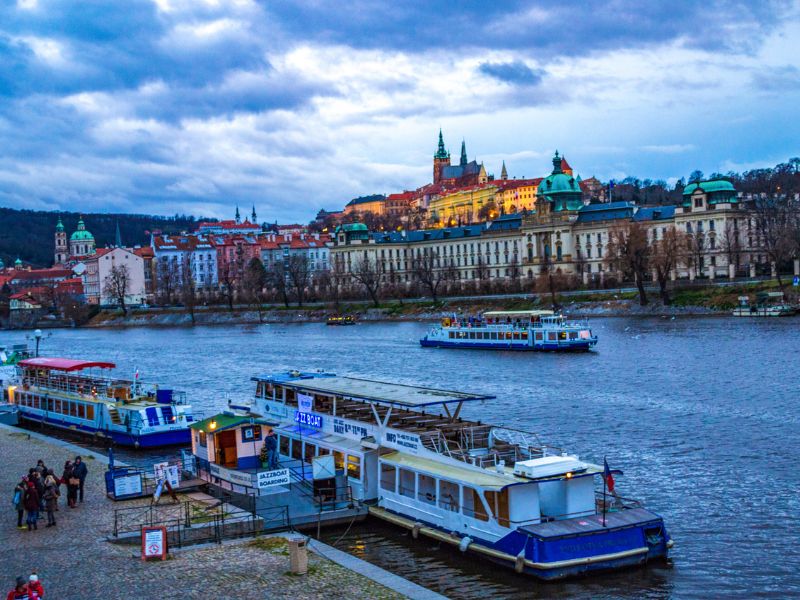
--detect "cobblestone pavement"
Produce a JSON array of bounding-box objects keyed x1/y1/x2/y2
[{"x1": 1, "y1": 430, "x2": 404, "y2": 599}]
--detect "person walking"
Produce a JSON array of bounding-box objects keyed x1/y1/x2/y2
[
  {"x1": 42, "y1": 474, "x2": 58, "y2": 527},
  {"x1": 12, "y1": 477, "x2": 26, "y2": 530},
  {"x1": 23, "y1": 481, "x2": 39, "y2": 531},
  {"x1": 62, "y1": 461, "x2": 78, "y2": 509},
  {"x1": 72, "y1": 456, "x2": 88, "y2": 503},
  {"x1": 26, "y1": 574, "x2": 43, "y2": 599}
]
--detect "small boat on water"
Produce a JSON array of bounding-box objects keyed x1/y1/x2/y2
[
  {"x1": 242, "y1": 370, "x2": 671, "y2": 580},
  {"x1": 420, "y1": 310, "x2": 598, "y2": 351},
  {"x1": 3, "y1": 357, "x2": 195, "y2": 448},
  {"x1": 732, "y1": 292, "x2": 797, "y2": 317},
  {"x1": 326, "y1": 314, "x2": 356, "y2": 326},
  {"x1": 0, "y1": 344, "x2": 32, "y2": 366}
]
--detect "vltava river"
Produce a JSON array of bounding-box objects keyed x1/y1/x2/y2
[{"x1": 5, "y1": 317, "x2": 799, "y2": 599}]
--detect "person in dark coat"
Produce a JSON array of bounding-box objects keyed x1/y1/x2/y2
[
  {"x1": 23, "y1": 482, "x2": 39, "y2": 531},
  {"x1": 62, "y1": 461, "x2": 78, "y2": 509},
  {"x1": 72, "y1": 456, "x2": 88, "y2": 503},
  {"x1": 30, "y1": 471, "x2": 44, "y2": 514},
  {"x1": 43, "y1": 474, "x2": 58, "y2": 527},
  {"x1": 12, "y1": 477, "x2": 26, "y2": 529}
]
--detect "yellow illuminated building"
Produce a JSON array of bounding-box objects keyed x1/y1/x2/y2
[
  {"x1": 494, "y1": 179, "x2": 540, "y2": 215},
  {"x1": 428, "y1": 184, "x2": 498, "y2": 226}
]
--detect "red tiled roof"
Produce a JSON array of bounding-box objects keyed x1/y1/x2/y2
[
  {"x1": 134, "y1": 246, "x2": 154, "y2": 258},
  {"x1": 561, "y1": 157, "x2": 572, "y2": 171}
]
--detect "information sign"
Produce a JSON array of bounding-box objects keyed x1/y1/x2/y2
[
  {"x1": 298, "y1": 393, "x2": 314, "y2": 412},
  {"x1": 257, "y1": 468, "x2": 291, "y2": 489},
  {"x1": 113, "y1": 473, "x2": 142, "y2": 498},
  {"x1": 141, "y1": 526, "x2": 167, "y2": 561}
]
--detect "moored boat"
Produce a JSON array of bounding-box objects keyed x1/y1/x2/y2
[
  {"x1": 245, "y1": 370, "x2": 670, "y2": 580},
  {"x1": 732, "y1": 292, "x2": 797, "y2": 317},
  {"x1": 420, "y1": 310, "x2": 598, "y2": 351},
  {"x1": 4, "y1": 357, "x2": 195, "y2": 448}
]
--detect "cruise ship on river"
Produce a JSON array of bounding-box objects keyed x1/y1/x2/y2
[
  {"x1": 4, "y1": 357, "x2": 195, "y2": 448},
  {"x1": 420, "y1": 310, "x2": 598, "y2": 351},
  {"x1": 242, "y1": 370, "x2": 670, "y2": 580}
]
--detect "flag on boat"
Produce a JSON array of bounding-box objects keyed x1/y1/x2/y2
[
  {"x1": 603, "y1": 457, "x2": 615, "y2": 492},
  {"x1": 134, "y1": 367, "x2": 139, "y2": 380}
]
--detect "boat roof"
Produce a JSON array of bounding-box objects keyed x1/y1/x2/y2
[
  {"x1": 520, "y1": 507, "x2": 661, "y2": 540},
  {"x1": 18, "y1": 357, "x2": 116, "y2": 372},
  {"x1": 483, "y1": 310, "x2": 555, "y2": 317},
  {"x1": 253, "y1": 372, "x2": 494, "y2": 407},
  {"x1": 190, "y1": 413, "x2": 275, "y2": 433},
  {"x1": 381, "y1": 451, "x2": 528, "y2": 490}
]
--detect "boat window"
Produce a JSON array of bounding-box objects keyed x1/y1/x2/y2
[
  {"x1": 535, "y1": 333, "x2": 543, "y2": 341},
  {"x1": 439, "y1": 480, "x2": 459, "y2": 512},
  {"x1": 77, "y1": 404, "x2": 85, "y2": 419},
  {"x1": 417, "y1": 474, "x2": 436, "y2": 505},
  {"x1": 521, "y1": 331, "x2": 528, "y2": 339},
  {"x1": 304, "y1": 442, "x2": 316, "y2": 464},
  {"x1": 279, "y1": 435, "x2": 290, "y2": 456},
  {"x1": 285, "y1": 388, "x2": 296, "y2": 405},
  {"x1": 559, "y1": 331, "x2": 567, "y2": 340},
  {"x1": 505, "y1": 332, "x2": 512, "y2": 339},
  {"x1": 347, "y1": 454, "x2": 361, "y2": 480},
  {"x1": 199, "y1": 431, "x2": 207, "y2": 447},
  {"x1": 380, "y1": 463, "x2": 396, "y2": 492},
  {"x1": 86, "y1": 405, "x2": 94, "y2": 421},
  {"x1": 54, "y1": 399, "x2": 62, "y2": 413},
  {"x1": 513, "y1": 332, "x2": 520, "y2": 340},
  {"x1": 318, "y1": 446, "x2": 331, "y2": 456},
  {"x1": 449, "y1": 332, "x2": 455, "y2": 339},
  {"x1": 484, "y1": 490, "x2": 511, "y2": 527},
  {"x1": 70, "y1": 402, "x2": 78, "y2": 417},
  {"x1": 398, "y1": 468, "x2": 415, "y2": 498},
  {"x1": 569, "y1": 331, "x2": 577, "y2": 340},
  {"x1": 462, "y1": 486, "x2": 488, "y2": 521},
  {"x1": 291, "y1": 438, "x2": 303, "y2": 461},
  {"x1": 32, "y1": 396, "x2": 39, "y2": 409},
  {"x1": 492, "y1": 332, "x2": 499, "y2": 340},
  {"x1": 548, "y1": 332, "x2": 557, "y2": 341},
  {"x1": 334, "y1": 451, "x2": 345, "y2": 471}
]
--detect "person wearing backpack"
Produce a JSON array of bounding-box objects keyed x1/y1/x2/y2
[{"x1": 12, "y1": 477, "x2": 26, "y2": 530}]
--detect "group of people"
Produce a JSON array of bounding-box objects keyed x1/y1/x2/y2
[
  {"x1": 11, "y1": 456, "x2": 88, "y2": 531},
  {"x1": 6, "y1": 574, "x2": 44, "y2": 600}
]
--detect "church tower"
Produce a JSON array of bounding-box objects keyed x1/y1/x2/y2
[
  {"x1": 251, "y1": 205, "x2": 257, "y2": 224},
  {"x1": 459, "y1": 140, "x2": 468, "y2": 167},
  {"x1": 235, "y1": 205, "x2": 241, "y2": 224},
  {"x1": 500, "y1": 161, "x2": 508, "y2": 180},
  {"x1": 433, "y1": 129, "x2": 451, "y2": 184},
  {"x1": 54, "y1": 217, "x2": 68, "y2": 265}
]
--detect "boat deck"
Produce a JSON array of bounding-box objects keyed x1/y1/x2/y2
[{"x1": 520, "y1": 507, "x2": 662, "y2": 539}]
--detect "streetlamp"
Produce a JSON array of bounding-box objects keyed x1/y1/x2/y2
[{"x1": 34, "y1": 329, "x2": 43, "y2": 358}]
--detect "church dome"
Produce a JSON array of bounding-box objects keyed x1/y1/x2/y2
[
  {"x1": 70, "y1": 218, "x2": 94, "y2": 241},
  {"x1": 537, "y1": 151, "x2": 583, "y2": 211}
]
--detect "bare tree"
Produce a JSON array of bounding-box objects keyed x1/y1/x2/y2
[
  {"x1": 721, "y1": 220, "x2": 742, "y2": 277},
  {"x1": 286, "y1": 254, "x2": 312, "y2": 306},
  {"x1": 267, "y1": 260, "x2": 290, "y2": 308},
  {"x1": 218, "y1": 262, "x2": 237, "y2": 311},
  {"x1": 752, "y1": 197, "x2": 796, "y2": 288},
  {"x1": 156, "y1": 258, "x2": 178, "y2": 305},
  {"x1": 651, "y1": 227, "x2": 685, "y2": 304},
  {"x1": 685, "y1": 230, "x2": 706, "y2": 280},
  {"x1": 412, "y1": 249, "x2": 448, "y2": 302},
  {"x1": 103, "y1": 264, "x2": 131, "y2": 315},
  {"x1": 605, "y1": 221, "x2": 650, "y2": 305},
  {"x1": 508, "y1": 255, "x2": 522, "y2": 292},
  {"x1": 242, "y1": 257, "x2": 267, "y2": 320},
  {"x1": 351, "y1": 255, "x2": 383, "y2": 307},
  {"x1": 179, "y1": 252, "x2": 198, "y2": 324}
]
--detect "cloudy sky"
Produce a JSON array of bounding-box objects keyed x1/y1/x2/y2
[{"x1": 1, "y1": 0, "x2": 799, "y2": 222}]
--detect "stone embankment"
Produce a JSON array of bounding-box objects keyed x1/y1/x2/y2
[{"x1": 0, "y1": 425, "x2": 405, "y2": 600}]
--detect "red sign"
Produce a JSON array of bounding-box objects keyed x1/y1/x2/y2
[{"x1": 141, "y1": 526, "x2": 167, "y2": 561}]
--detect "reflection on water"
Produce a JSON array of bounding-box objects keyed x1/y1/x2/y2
[{"x1": 4, "y1": 316, "x2": 800, "y2": 598}]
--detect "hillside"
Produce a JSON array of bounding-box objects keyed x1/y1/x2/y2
[{"x1": 0, "y1": 208, "x2": 207, "y2": 268}]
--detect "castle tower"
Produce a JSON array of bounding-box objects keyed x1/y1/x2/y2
[
  {"x1": 54, "y1": 217, "x2": 68, "y2": 264},
  {"x1": 459, "y1": 140, "x2": 468, "y2": 167},
  {"x1": 433, "y1": 129, "x2": 451, "y2": 184},
  {"x1": 501, "y1": 161, "x2": 508, "y2": 180}
]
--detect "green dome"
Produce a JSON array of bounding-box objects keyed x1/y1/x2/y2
[
  {"x1": 537, "y1": 151, "x2": 583, "y2": 211},
  {"x1": 682, "y1": 179, "x2": 736, "y2": 196},
  {"x1": 14, "y1": 257, "x2": 22, "y2": 266},
  {"x1": 70, "y1": 218, "x2": 94, "y2": 241},
  {"x1": 55, "y1": 218, "x2": 65, "y2": 232}
]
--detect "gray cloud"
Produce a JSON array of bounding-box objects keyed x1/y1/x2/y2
[{"x1": 478, "y1": 61, "x2": 544, "y2": 85}]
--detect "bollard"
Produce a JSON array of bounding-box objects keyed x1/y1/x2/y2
[{"x1": 287, "y1": 535, "x2": 308, "y2": 575}]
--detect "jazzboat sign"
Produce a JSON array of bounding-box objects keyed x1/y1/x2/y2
[{"x1": 257, "y1": 468, "x2": 291, "y2": 489}]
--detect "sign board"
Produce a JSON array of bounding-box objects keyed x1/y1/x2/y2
[
  {"x1": 141, "y1": 526, "x2": 167, "y2": 561},
  {"x1": 312, "y1": 455, "x2": 336, "y2": 480},
  {"x1": 154, "y1": 462, "x2": 180, "y2": 488},
  {"x1": 257, "y1": 468, "x2": 291, "y2": 489},
  {"x1": 113, "y1": 473, "x2": 143, "y2": 498},
  {"x1": 295, "y1": 411, "x2": 322, "y2": 428},
  {"x1": 793, "y1": 276, "x2": 799, "y2": 287},
  {"x1": 298, "y1": 393, "x2": 314, "y2": 412},
  {"x1": 384, "y1": 430, "x2": 421, "y2": 453},
  {"x1": 210, "y1": 463, "x2": 257, "y2": 488}
]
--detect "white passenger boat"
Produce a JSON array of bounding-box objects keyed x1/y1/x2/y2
[
  {"x1": 421, "y1": 310, "x2": 598, "y2": 351},
  {"x1": 244, "y1": 370, "x2": 670, "y2": 580},
  {"x1": 732, "y1": 292, "x2": 796, "y2": 317},
  {"x1": 4, "y1": 357, "x2": 195, "y2": 448}
]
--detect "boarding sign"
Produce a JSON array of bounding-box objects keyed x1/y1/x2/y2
[
  {"x1": 257, "y1": 468, "x2": 291, "y2": 489},
  {"x1": 210, "y1": 463, "x2": 256, "y2": 488},
  {"x1": 384, "y1": 430, "x2": 422, "y2": 454},
  {"x1": 141, "y1": 526, "x2": 167, "y2": 561}
]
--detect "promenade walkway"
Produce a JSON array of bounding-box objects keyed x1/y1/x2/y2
[{"x1": 0, "y1": 425, "x2": 405, "y2": 599}]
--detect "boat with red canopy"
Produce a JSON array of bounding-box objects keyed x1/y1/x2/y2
[{"x1": 4, "y1": 357, "x2": 195, "y2": 448}]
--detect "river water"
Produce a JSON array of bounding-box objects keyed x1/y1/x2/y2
[{"x1": 4, "y1": 317, "x2": 799, "y2": 599}]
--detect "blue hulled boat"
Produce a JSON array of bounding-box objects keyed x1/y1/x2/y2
[
  {"x1": 421, "y1": 310, "x2": 598, "y2": 351},
  {"x1": 5, "y1": 357, "x2": 195, "y2": 448}
]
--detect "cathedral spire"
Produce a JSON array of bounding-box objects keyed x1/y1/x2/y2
[
  {"x1": 251, "y1": 205, "x2": 257, "y2": 224},
  {"x1": 434, "y1": 128, "x2": 449, "y2": 160},
  {"x1": 115, "y1": 220, "x2": 122, "y2": 248},
  {"x1": 460, "y1": 139, "x2": 467, "y2": 166},
  {"x1": 501, "y1": 160, "x2": 508, "y2": 180},
  {"x1": 235, "y1": 205, "x2": 241, "y2": 224}
]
